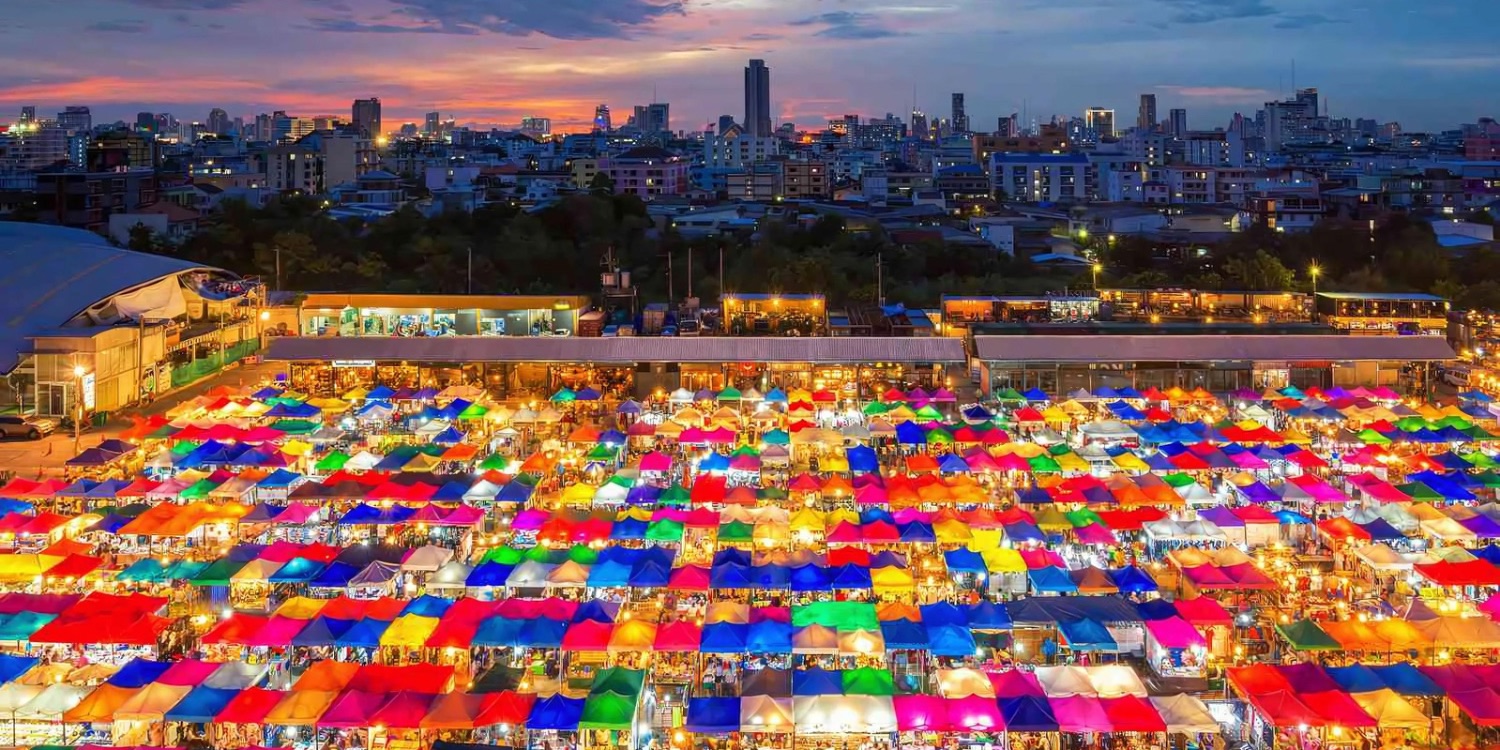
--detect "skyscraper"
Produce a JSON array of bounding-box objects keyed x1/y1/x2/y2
[
  {"x1": 19, "y1": 106, "x2": 36, "y2": 125},
  {"x1": 135, "y1": 112, "x2": 156, "y2": 134},
  {"x1": 352, "y1": 98, "x2": 382, "y2": 139},
  {"x1": 744, "y1": 59, "x2": 772, "y2": 138},
  {"x1": 645, "y1": 103, "x2": 670, "y2": 135},
  {"x1": 594, "y1": 104, "x2": 612, "y2": 133},
  {"x1": 951, "y1": 93, "x2": 968, "y2": 134},
  {"x1": 1168, "y1": 108, "x2": 1188, "y2": 137},
  {"x1": 207, "y1": 108, "x2": 230, "y2": 136},
  {"x1": 424, "y1": 111, "x2": 441, "y2": 136},
  {"x1": 1137, "y1": 94, "x2": 1157, "y2": 132},
  {"x1": 910, "y1": 109, "x2": 928, "y2": 140}
]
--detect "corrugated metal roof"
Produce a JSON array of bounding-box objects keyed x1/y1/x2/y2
[
  {"x1": 266, "y1": 336, "x2": 968, "y2": 364},
  {"x1": 973, "y1": 334, "x2": 1455, "y2": 363},
  {"x1": 0, "y1": 222, "x2": 217, "y2": 373}
]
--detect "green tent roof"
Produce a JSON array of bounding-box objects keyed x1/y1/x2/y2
[
  {"x1": 567, "y1": 544, "x2": 599, "y2": 565},
  {"x1": 1160, "y1": 473, "x2": 1196, "y2": 488},
  {"x1": 862, "y1": 402, "x2": 890, "y2": 416},
  {"x1": 645, "y1": 519, "x2": 684, "y2": 542},
  {"x1": 314, "y1": 451, "x2": 350, "y2": 472},
  {"x1": 792, "y1": 601, "x2": 878, "y2": 631},
  {"x1": 762, "y1": 429, "x2": 790, "y2": 445},
  {"x1": 717, "y1": 387, "x2": 742, "y2": 401},
  {"x1": 484, "y1": 547, "x2": 524, "y2": 565},
  {"x1": 457, "y1": 404, "x2": 489, "y2": 420},
  {"x1": 1028, "y1": 455, "x2": 1062, "y2": 473},
  {"x1": 550, "y1": 388, "x2": 576, "y2": 402},
  {"x1": 995, "y1": 388, "x2": 1026, "y2": 402},
  {"x1": 658, "y1": 486, "x2": 691, "y2": 505},
  {"x1": 269, "y1": 419, "x2": 319, "y2": 435},
  {"x1": 1396, "y1": 482, "x2": 1442, "y2": 501},
  {"x1": 1275, "y1": 619, "x2": 1341, "y2": 651},
  {"x1": 842, "y1": 666, "x2": 896, "y2": 696},
  {"x1": 590, "y1": 667, "x2": 646, "y2": 698},
  {"x1": 578, "y1": 691, "x2": 637, "y2": 730},
  {"x1": 190, "y1": 558, "x2": 248, "y2": 586},
  {"x1": 478, "y1": 453, "x2": 511, "y2": 471},
  {"x1": 718, "y1": 520, "x2": 754, "y2": 542}
]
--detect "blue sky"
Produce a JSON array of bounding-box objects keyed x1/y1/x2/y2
[{"x1": 2, "y1": 0, "x2": 1496, "y2": 133}]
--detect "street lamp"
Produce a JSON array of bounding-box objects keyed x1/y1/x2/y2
[
  {"x1": 1092, "y1": 263, "x2": 1103, "y2": 289},
  {"x1": 1309, "y1": 264, "x2": 1321, "y2": 322}
]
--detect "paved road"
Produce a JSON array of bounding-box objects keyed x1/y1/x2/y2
[{"x1": 0, "y1": 360, "x2": 285, "y2": 477}]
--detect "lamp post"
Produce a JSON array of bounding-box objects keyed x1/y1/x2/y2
[
  {"x1": 72, "y1": 364, "x2": 87, "y2": 453},
  {"x1": 1092, "y1": 263, "x2": 1102, "y2": 290},
  {"x1": 1309, "y1": 264, "x2": 1321, "y2": 322}
]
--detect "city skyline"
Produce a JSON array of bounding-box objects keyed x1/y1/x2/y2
[{"x1": 2, "y1": 0, "x2": 1497, "y2": 132}]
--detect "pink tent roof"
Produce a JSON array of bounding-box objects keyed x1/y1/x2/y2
[
  {"x1": 1100, "y1": 696, "x2": 1166, "y2": 732},
  {"x1": 639, "y1": 452, "x2": 673, "y2": 472},
  {"x1": 894, "y1": 695, "x2": 951, "y2": 732},
  {"x1": 1248, "y1": 690, "x2": 1322, "y2": 728},
  {"x1": 1051, "y1": 696, "x2": 1111, "y2": 733},
  {"x1": 948, "y1": 695, "x2": 1004, "y2": 732},
  {"x1": 988, "y1": 670, "x2": 1044, "y2": 698},
  {"x1": 654, "y1": 621, "x2": 702, "y2": 651},
  {"x1": 561, "y1": 620, "x2": 614, "y2": 651},
  {"x1": 318, "y1": 690, "x2": 387, "y2": 728},
  {"x1": 1451, "y1": 688, "x2": 1500, "y2": 727},
  {"x1": 275, "y1": 503, "x2": 322, "y2": 525},
  {"x1": 158, "y1": 658, "x2": 221, "y2": 686},
  {"x1": 435, "y1": 505, "x2": 484, "y2": 526},
  {"x1": 1144, "y1": 617, "x2": 1206, "y2": 649},
  {"x1": 667, "y1": 565, "x2": 710, "y2": 591},
  {"x1": 245, "y1": 616, "x2": 313, "y2": 647},
  {"x1": 1073, "y1": 524, "x2": 1117, "y2": 546}
]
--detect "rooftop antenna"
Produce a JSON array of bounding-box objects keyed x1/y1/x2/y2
[{"x1": 1291, "y1": 58, "x2": 1296, "y2": 94}]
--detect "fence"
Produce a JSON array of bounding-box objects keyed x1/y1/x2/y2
[{"x1": 167, "y1": 340, "x2": 261, "y2": 389}]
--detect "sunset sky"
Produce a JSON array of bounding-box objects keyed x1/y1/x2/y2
[{"x1": 4, "y1": 0, "x2": 1497, "y2": 133}]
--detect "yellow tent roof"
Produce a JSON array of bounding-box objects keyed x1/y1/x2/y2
[
  {"x1": 1349, "y1": 688, "x2": 1430, "y2": 730},
  {"x1": 0, "y1": 554, "x2": 63, "y2": 582},
  {"x1": 607, "y1": 620, "x2": 658, "y2": 653},
  {"x1": 560, "y1": 483, "x2": 598, "y2": 504},
  {"x1": 275, "y1": 596, "x2": 328, "y2": 620},
  {"x1": 379, "y1": 614, "x2": 441, "y2": 648},
  {"x1": 403, "y1": 453, "x2": 443, "y2": 472},
  {"x1": 307, "y1": 397, "x2": 350, "y2": 412},
  {"x1": 970, "y1": 528, "x2": 1004, "y2": 551},
  {"x1": 789, "y1": 509, "x2": 826, "y2": 532},
  {"x1": 820, "y1": 454, "x2": 850, "y2": 473},
  {"x1": 546, "y1": 560, "x2": 591, "y2": 586},
  {"x1": 838, "y1": 628, "x2": 885, "y2": 655},
  {"x1": 342, "y1": 387, "x2": 369, "y2": 400},
  {"x1": 1053, "y1": 451, "x2": 1090, "y2": 472},
  {"x1": 1112, "y1": 453, "x2": 1150, "y2": 471},
  {"x1": 981, "y1": 548, "x2": 1026, "y2": 573},
  {"x1": 871, "y1": 566, "x2": 914, "y2": 590},
  {"x1": 934, "y1": 518, "x2": 973, "y2": 544},
  {"x1": 231, "y1": 558, "x2": 285, "y2": 582},
  {"x1": 280, "y1": 439, "x2": 315, "y2": 456},
  {"x1": 1041, "y1": 406, "x2": 1070, "y2": 423},
  {"x1": 264, "y1": 690, "x2": 337, "y2": 726},
  {"x1": 706, "y1": 601, "x2": 750, "y2": 625}
]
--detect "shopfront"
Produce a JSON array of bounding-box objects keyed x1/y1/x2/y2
[{"x1": 297, "y1": 293, "x2": 590, "y2": 338}]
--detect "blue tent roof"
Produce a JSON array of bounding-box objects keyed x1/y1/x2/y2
[
  {"x1": 920, "y1": 602, "x2": 969, "y2": 627},
  {"x1": 609, "y1": 518, "x2": 647, "y2": 540},
  {"x1": 878, "y1": 619, "x2": 929, "y2": 650},
  {"x1": 335, "y1": 618, "x2": 393, "y2": 648},
  {"x1": 1022, "y1": 388, "x2": 1049, "y2": 401},
  {"x1": 106, "y1": 658, "x2": 171, "y2": 688},
  {"x1": 432, "y1": 426, "x2": 465, "y2": 445},
  {"x1": 709, "y1": 562, "x2": 753, "y2": 589},
  {"x1": 587, "y1": 559, "x2": 632, "y2": 588},
  {"x1": 746, "y1": 620, "x2": 793, "y2": 654},
  {"x1": 999, "y1": 696, "x2": 1059, "y2": 731},
  {"x1": 528, "y1": 695, "x2": 585, "y2": 731},
  {"x1": 1110, "y1": 566, "x2": 1158, "y2": 593},
  {"x1": 927, "y1": 623, "x2": 978, "y2": 657},
  {"x1": 793, "y1": 668, "x2": 843, "y2": 696},
  {"x1": 465, "y1": 561, "x2": 515, "y2": 588},
  {"x1": 790, "y1": 564, "x2": 832, "y2": 592},
  {"x1": 685, "y1": 697, "x2": 741, "y2": 734},
  {"x1": 944, "y1": 548, "x2": 988, "y2": 575},
  {"x1": 699, "y1": 452, "x2": 730, "y2": 472},
  {"x1": 165, "y1": 685, "x2": 239, "y2": 723},
  {"x1": 571, "y1": 600, "x2": 617, "y2": 624},
  {"x1": 514, "y1": 618, "x2": 567, "y2": 649},
  {"x1": 700, "y1": 623, "x2": 750, "y2": 653},
  {"x1": 291, "y1": 617, "x2": 355, "y2": 647},
  {"x1": 403, "y1": 595, "x2": 454, "y2": 618},
  {"x1": 967, "y1": 601, "x2": 1012, "y2": 630},
  {"x1": 896, "y1": 421, "x2": 927, "y2": 445},
  {"x1": 1057, "y1": 618, "x2": 1117, "y2": 651},
  {"x1": 627, "y1": 560, "x2": 671, "y2": 588},
  {"x1": 846, "y1": 445, "x2": 879, "y2": 472},
  {"x1": 1028, "y1": 566, "x2": 1078, "y2": 593},
  {"x1": 1367, "y1": 663, "x2": 1443, "y2": 696},
  {"x1": 471, "y1": 618, "x2": 525, "y2": 649},
  {"x1": 829, "y1": 564, "x2": 872, "y2": 590}
]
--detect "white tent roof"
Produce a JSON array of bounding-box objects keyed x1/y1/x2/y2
[
  {"x1": 402, "y1": 545, "x2": 455, "y2": 573},
  {"x1": 1149, "y1": 694, "x2": 1219, "y2": 734},
  {"x1": 792, "y1": 695, "x2": 897, "y2": 734}
]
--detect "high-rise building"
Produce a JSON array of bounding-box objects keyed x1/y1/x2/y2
[
  {"x1": 996, "y1": 114, "x2": 1018, "y2": 138},
  {"x1": 424, "y1": 111, "x2": 441, "y2": 136},
  {"x1": 19, "y1": 107, "x2": 36, "y2": 125},
  {"x1": 520, "y1": 116, "x2": 551, "y2": 138},
  {"x1": 56, "y1": 106, "x2": 91, "y2": 134},
  {"x1": 154, "y1": 113, "x2": 177, "y2": 134},
  {"x1": 1084, "y1": 107, "x2": 1115, "y2": 139},
  {"x1": 1137, "y1": 94, "x2": 1157, "y2": 132},
  {"x1": 1168, "y1": 109, "x2": 1188, "y2": 138},
  {"x1": 744, "y1": 59, "x2": 772, "y2": 138},
  {"x1": 135, "y1": 112, "x2": 156, "y2": 134},
  {"x1": 352, "y1": 98, "x2": 382, "y2": 139},
  {"x1": 951, "y1": 93, "x2": 968, "y2": 134},
  {"x1": 634, "y1": 103, "x2": 669, "y2": 134},
  {"x1": 911, "y1": 110, "x2": 928, "y2": 140},
  {"x1": 716, "y1": 115, "x2": 737, "y2": 135},
  {"x1": 206, "y1": 108, "x2": 230, "y2": 136},
  {"x1": 594, "y1": 104, "x2": 612, "y2": 133},
  {"x1": 253, "y1": 113, "x2": 273, "y2": 142}
]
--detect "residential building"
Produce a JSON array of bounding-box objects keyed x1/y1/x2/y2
[
  {"x1": 991, "y1": 153, "x2": 1095, "y2": 202},
  {"x1": 35, "y1": 167, "x2": 157, "y2": 233},
  {"x1": 352, "y1": 98, "x2": 382, "y2": 139},
  {"x1": 972, "y1": 126, "x2": 1071, "y2": 164},
  {"x1": 1182, "y1": 130, "x2": 1247, "y2": 167},
  {"x1": 268, "y1": 129, "x2": 376, "y2": 195},
  {"x1": 206, "y1": 108, "x2": 230, "y2": 136},
  {"x1": 601, "y1": 146, "x2": 689, "y2": 200},
  {"x1": 727, "y1": 162, "x2": 781, "y2": 202},
  {"x1": 87, "y1": 131, "x2": 156, "y2": 171},
  {"x1": 744, "y1": 59, "x2": 772, "y2": 138},
  {"x1": 593, "y1": 105, "x2": 612, "y2": 133},
  {"x1": 781, "y1": 160, "x2": 828, "y2": 199},
  {"x1": 424, "y1": 112, "x2": 441, "y2": 136},
  {"x1": 0, "y1": 122, "x2": 69, "y2": 171},
  {"x1": 272, "y1": 112, "x2": 316, "y2": 143},
  {"x1": 703, "y1": 131, "x2": 780, "y2": 168},
  {"x1": 1465, "y1": 118, "x2": 1500, "y2": 161},
  {"x1": 934, "y1": 164, "x2": 990, "y2": 200},
  {"x1": 1137, "y1": 94, "x2": 1157, "y2": 132}
]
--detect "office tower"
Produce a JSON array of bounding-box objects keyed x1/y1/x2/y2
[
  {"x1": 56, "y1": 106, "x2": 91, "y2": 134},
  {"x1": 594, "y1": 104, "x2": 612, "y2": 133},
  {"x1": 19, "y1": 106, "x2": 36, "y2": 125},
  {"x1": 352, "y1": 98, "x2": 382, "y2": 139},
  {"x1": 253, "y1": 113, "x2": 273, "y2": 142},
  {"x1": 1168, "y1": 108, "x2": 1188, "y2": 137},
  {"x1": 744, "y1": 59, "x2": 772, "y2": 138},
  {"x1": 424, "y1": 111, "x2": 441, "y2": 136},
  {"x1": 206, "y1": 108, "x2": 230, "y2": 136},
  {"x1": 135, "y1": 112, "x2": 156, "y2": 133},
  {"x1": 1084, "y1": 107, "x2": 1115, "y2": 139},
  {"x1": 911, "y1": 110, "x2": 927, "y2": 140},
  {"x1": 715, "y1": 115, "x2": 736, "y2": 135},
  {"x1": 1137, "y1": 94, "x2": 1157, "y2": 132},
  {"x1": 155, "y1": 113, "x2": 176, "y2": 134},
  {"x1": 951, "y1": 93, "x2": 968, "y2": 134}
]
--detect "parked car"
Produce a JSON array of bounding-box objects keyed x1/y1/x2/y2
[{"x1": 0, "y1": 415, "x2": 56, "y2": 440}]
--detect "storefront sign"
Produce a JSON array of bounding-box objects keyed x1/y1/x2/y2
[
  {"x1": 332, "y1": 360, "x2": 376, "y2": 368},
  {"x1": 81, "y1": 373, "x2": 96, "y2": 410}
]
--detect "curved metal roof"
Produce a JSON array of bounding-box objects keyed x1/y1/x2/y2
[{"x1": 0, "y1": 222, "x2": 219, "y2": 372}]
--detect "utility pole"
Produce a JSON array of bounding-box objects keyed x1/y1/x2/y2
[
  {"x1": 274, "y1": 247, "x2": 282, "y2": 293},
  {"x1": 718, "y1": 244, "x2": 726, "y2": 332},
  {"x1": 466, "y1": 247, "x2": 473, "y2": 294},
  {"x1": 666, "y1": 250, "x2": 674, "y2": 303},
  {"x1": 877, "y1": 251, "x2": 884, "y2": 306},
  {"x1": 686, "y1": 247, "x2": 693, "y2": 299}
]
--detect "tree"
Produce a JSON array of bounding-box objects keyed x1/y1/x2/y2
[
  {"x1": 588, "y1": 172, "x2": 616, "y2": 195},
  {"x1": 1222, "y1": 249, "x2": 1293, "y2": 291},
  {"x1": 127, "y1": 222, "x2": 169, "y2": 254}
]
